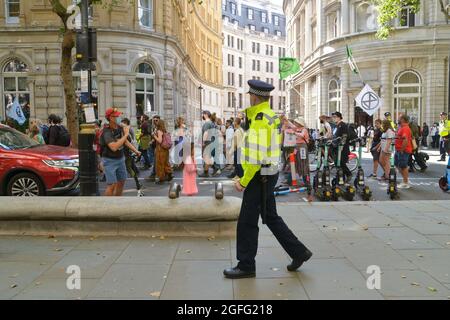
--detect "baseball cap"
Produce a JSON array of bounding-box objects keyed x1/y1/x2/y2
[
  {"x1": 440, "y1": 112, "x2": 448, "y2": 116},
  {"x1": 332, "y1": 111, "x2": 343, "y2": 119},
  {"x1": 384, "y1": 112, "x2": 391, "y2": 117},
  {"x1": 105, "y1": 107, "x2": 122, "y2": 119},
  {"x1": 202, "y1": 110, "x2": 211, "y2": 117}
]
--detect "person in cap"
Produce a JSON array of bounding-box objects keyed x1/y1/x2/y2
[
  {"x1": 223, "y1": 80, "x2": 312, "y2": 279},
  {"x1": 384, "y1": 112, "x2": 397, "y2": 131},
  {"x1": 438, "y1": 112, "x2": 450, "y2": 161},
  {"x1": 332, "y1": 111, "x2": 352, "y2": 180},
  {"x1": 100, "y1": 107, "x2": 141, "y2": 196}
]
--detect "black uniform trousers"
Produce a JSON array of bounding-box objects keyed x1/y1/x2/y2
[{"x1": 236, "y1": 172, "x2": 309, "y2": 272}]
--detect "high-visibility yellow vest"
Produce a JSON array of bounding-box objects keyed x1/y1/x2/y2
[
  {"x1": 239, "y1": 100, "x2": 281, "y2": 187},
  {"x1": 439, "y1": 119, "x2": 450, "y2": 137}
]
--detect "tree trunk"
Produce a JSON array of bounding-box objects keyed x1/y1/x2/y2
[{"x1": 60, "y1": 28, "x2": 79, "y2": 147}]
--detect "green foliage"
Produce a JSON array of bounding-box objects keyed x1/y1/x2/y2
[{"x1": 374, "y1": 0, "x2": 421, "y2": 39}]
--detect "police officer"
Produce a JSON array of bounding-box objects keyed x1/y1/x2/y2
[
  {"x1": 384, "y1": 112, "x2": 397, "y2": 131},
  {"x1": 223, "y1": 80, "x2": 312, "y2": 279},
  {"x1": 438, "y1": 112, "x2": 450, "y2": 161}
]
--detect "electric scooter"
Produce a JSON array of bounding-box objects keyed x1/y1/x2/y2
[
  {"x1": 439, "y1": 155, "x2": 450, "y2": 192},
  {"x1": 352, "y1": 137, "x2": 372, "y2": 201},
  {"x1": 387, "y1": 139, "x2": 399, "y2": 200},
  {"x1": 313, "y1": 138, "x2": 332, "y2": 201}
]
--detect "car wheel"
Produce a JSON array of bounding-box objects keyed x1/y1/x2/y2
[{"x1": 6, "y1": 173, "x2": 45, "y2": 197}]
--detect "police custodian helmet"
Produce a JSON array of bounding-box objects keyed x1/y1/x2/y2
[{"x1": 247, "y1": 80, "x2": 275, "y2": 97}]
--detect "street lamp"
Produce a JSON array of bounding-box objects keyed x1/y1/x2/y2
[{"x1": 198, "y1": 85, "x2": 203, "y2": 120}]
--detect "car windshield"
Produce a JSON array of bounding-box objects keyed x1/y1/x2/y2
[{"x1": 0, "y1": 126, "x2": 40, "y2": 150}]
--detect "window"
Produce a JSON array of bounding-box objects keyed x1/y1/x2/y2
[
  {"x1": 275, "y1": 30, "x2": 282, "y2": 37},
  {"x1": 5, "y1": 0, "x2": 20, "y2": 24},
  {"x1": 239, "y1": 74, "x2": 243, "y2": 87},
  {"x1": 270, "y1": 62, "x2": 273, "y2": 73},
  {"x1": 274, "y1": 15, "x2": 279, "y2": 26},
  {"x1": 249, "y1": 24, "x2": 256, "y2": 31},
  {"x1": 239, "y1": 93, "x2": 243, "y2": 108},
  {"x1": 394, "y1": 70, "x2": 422, "y2": 123},
  {"x1": 2, "y1": 60, "x2": 30, "y2": 126},
  {"x1": 263, "y1": 27, "x2": 269, "y2": 34},
  {"x1": 252, "y1": 60, "x2": 256, "y2": 71},
  {"x1": 138, "y1": 0, "x2": 153, "y2": 28},
  {"x1": 262, "y1": 12, "x2": 267, "y2": 23},
  {"x1": 266, "y1": 61, "x2": 270, "y2": 72},
  {"x1": 256, "y1": 43, "x2": 260, "y2": 54},
  {"x1": 239, "y1": 57, "x2": 242, "y2": 68},
  {"x1": 355, "y1": 2, "x2": 378, "y2": 32},
  {"x1": 231, "y1": 2, "x2": 236, "y2": 15},
  {"x1": 222, "y1": 1, "x2": 227, "y2": 11},
  {"x1": 135, "y1": 63, "x2": 155, "y2": 117},
  {"x1": 248, "y1": 8, "x2": 253, "y2": 20},
  {"x1": 328, "y1": 78, "x2": 341, "y2": 114},
  {"x1": 257, "y1": 60, "x2": 260, "y2": 71},
  {"x1": 400, "y1": 6, "x2": 415, "y2": 27},
  {"x1": 252, "y1": 42, "x2": 256, "y2": 53}
]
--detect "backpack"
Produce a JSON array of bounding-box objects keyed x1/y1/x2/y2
[
  {"x1": 56, "y1": 125, "x2": 71, "y2": 147},
  {"x1": 139, "y1": 134, "x2": 152, "y2": 150},
  {"x1": 161, "y1": 132, "x2": 173, "y2": 150}
]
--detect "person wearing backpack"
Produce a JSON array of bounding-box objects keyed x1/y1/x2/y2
[
  {"x1": 153, "y1": 119, "x2": 173, "y2": 184},
  {"x1": 47, "y1": 114, "x2": 71, "y2": 147},
  {"x1": 332, "y1": 112, "x2": 352, "y2": 181}
]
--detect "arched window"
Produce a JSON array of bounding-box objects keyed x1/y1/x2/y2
[
  {"x1": 328, "y1": 78, "x2": 341, "y2": 114},
  {"x1": 394, "y1": 70, "x2": 422, "y2": 123},
  {"x1": 2, "y1": 59, "x2": 30, "y2": 127},
  {"x1": 135, "y1": 63, "x2": 155, "y2": 118}
]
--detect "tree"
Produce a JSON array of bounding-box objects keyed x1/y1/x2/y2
[
  {"x1": 375, "y1": 0, "x2": 450, "y2": 39},
  {"x1": 48, "y1": 0, "x2": 131, "y2": 147}
]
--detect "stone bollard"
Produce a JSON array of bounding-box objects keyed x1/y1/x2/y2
[
  {"x1": 215, "y1": 182, "x2": 224, "y2": 200},
  {"x1": 169, "y1": 182, "x2": 181, "y2": 199}
]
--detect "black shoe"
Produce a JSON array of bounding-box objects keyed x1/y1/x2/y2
[
  {"x1": 223, "y1": 266, "x2": 256, "y2": 279},
  {"x1": 287, "y1": 250, "x2": 313, "y2": 272},
  {"x1": 438, "y1": 158, "x2": 446, "y2": 162}
]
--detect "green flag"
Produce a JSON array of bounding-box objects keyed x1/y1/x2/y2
[
  {"x1": 279, "y1": 57, "x2": 301, "y2": 80},
  {"x1": 346, "y1": 45, "x2": 359, "y2": 74}
]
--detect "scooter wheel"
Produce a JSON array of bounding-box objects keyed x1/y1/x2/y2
[
  {"x1": 439, "y1": 177, "x2": 449, "y2": 192},
  {"x1": 362, "y1": 187, "x2": 372, "y2": 201},
  {"x1": 344, "y1": 187, "x2": 356, "y2": 201},
  {"x1": 389, "y1": 192, "x2": 398, "y2": 200}
]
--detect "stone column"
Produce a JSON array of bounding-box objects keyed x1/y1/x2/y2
[
  {"x1": 129, "y1": 79, "x2": 136, "y2": 125},
  {"x1": 341, "y1": 0, "x2": 349, "y2": 35},
  {"x1": 305, "y1": 0, "x2": 312, "y2": 56},
  {"x1": 340, "y1": 66, "x2": 350, "y2": 122},
  {"x1": 380, "y1": 60, "x2": 391, "y2": 119},
  {"x1": 426, "y1": 57, "x2": 446, "y2": 125},
  {"x1": 317, "y1": 0, "x2": 325, "y2": 46}
]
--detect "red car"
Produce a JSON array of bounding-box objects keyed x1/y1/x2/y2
[{"x1": 0, "y1": 124, "x2": 79, "y2": 196}]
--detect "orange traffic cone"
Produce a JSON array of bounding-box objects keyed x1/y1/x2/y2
[{"x1": 289, "y1": 152, "x2": 297, "y2": 187}]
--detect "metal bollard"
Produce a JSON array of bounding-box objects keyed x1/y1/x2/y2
[
  {"x1": 78, "y1": 124, "x2": 97, "y2": 196},
  {"x1": 215, "y1": 182, "x2": 224, "y2": 200},
  {"x1": 168, "y1": 182, "x2": 181, "y2": 199}
]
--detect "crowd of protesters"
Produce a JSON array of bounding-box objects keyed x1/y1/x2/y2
[{"x1": 13, "y1": 106, "x2": 449, "y2": 197}]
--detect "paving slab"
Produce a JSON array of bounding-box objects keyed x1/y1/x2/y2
[
  {"x1": 393, "y1": 215, "x2": 450, "y2": 235},
  {"x1": 300, "y1": 206, "x2": 350, "y2": 221},
  {"x1": 75, "y1": 237, "x2": 131, "y2": 251},
  {"x1": 0, "y1": 262, "x2": 50, "y2": 299},
  {"x1": 369, "y1": 227, "x2": 443, "y2": 250},
  {"x1": 426, "y1": 235, "x2": 450, "y2": 248},
  {"x1": 175, "y1": 238, "x2": 230, "y2": 260},
  {"x1": 160, "y1": 260, "x2": 233, "y2": 300},
  {"x1": 396, "y1": 249, "x2": 450, "y2": 284},
  {"x1": 295, "y1": 258, "x2": 384, "y2": 300},
  {"x1": 376, "y1": 270, "x2": 450, "y2": 298},
  {"x1": 315, "y1": 220, "x2": 375, "y2": 240},
  {"x1": 333, "y1": 238, "x2": 416, "y2": 271},
  {"x1": 87, "y1": 264, "x2": 169, "y2": 299},
  {"x1": 13, "y1": 277, "x2": 98, "y2": 300},
  {"x1": 336, "y1": 205, "x2": 404, "y2": 228},
  {"x1": 233, "y1": 277, "x2": 309, "y2": 300},
  {"x1": 115, "y1": 238, "x2": 179, "y2": 265},
  {"x1": 40, "y1": 250, "x2": 122, "y2": 279}
]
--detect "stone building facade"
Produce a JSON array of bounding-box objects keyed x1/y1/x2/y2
[
  {"x1": 283, "y1": 0, "x2": 450, "y2": 129},
  {"x1": 222, "y1": 0, "x2": 287, "y2": 118},
  {"x1": 0, "y1": 0, "x2": 224, "y2": 129}
]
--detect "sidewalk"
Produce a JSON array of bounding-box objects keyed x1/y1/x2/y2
[{"x1": 1, "y1": 200, "x2": 450, "y2": 300}]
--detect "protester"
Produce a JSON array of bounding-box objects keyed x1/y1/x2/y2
[
  {"x1": 174, "y1": 116, "x2": 187, "y2": 169},
  {"x1": 227, "y1": 118, "x2": 244, "y2": 180},
  {"x1": 408, "y1": 117, "x2": 420, "y2": 172},
  {"x1": 225, "y1": 119, "x2": 235, "y2": 169},
  {"x1": 367, "y1": 120, "x2": 382, "y2": 179},
  {"x1": 47, "y1": 114, "x2": 71, "y2": 147},
  {"x1": 29, "y1": 123, "x2": 45, "y2": 144},
  {"x1": 153, "y1": 119, "x2": 173, "y2": 184},
  {"x1": 319, "y1": 114, "x2": 333, "y2": 139},
  {"x1": 200, "y1": 110, "x2": 221, "y2": 177},
  {"x1": 332, "y1": 112, "x2": 352, "y2": 180},
  {"x1": 100, "y1": 108, "x2": 140, "y2": 196},
  {"x1": 421, "y1": 122, "x2": 429, "y2": 148},
  {"x1": 182, "y1": 142, "x2": 198, "y2": 196},
  {"x1": 395, "y1": 115, "x2": 413, "y2": 189},
  {"x1": 431, "y1": 123, "x2": 439, "y2": 149},
  {"x1": 138, "y1": 118, "x2": 152, "y2": 170},
  {"x1": 293, "y1": 117, "x2": 310, "y2": 185},
  {"x1": 122, "y1": 118, "x2": 143, "y2": 193},
  {"x1": 147, "y1": 115, "x2": 161, "y2": 181},
  {"x1": 366, "y1": 125, "x2": 374, "y2": 153},
  {"x1": 357, "y1": 123, "x2": 366, "y2": 146},
  {"x1": 379, "y1": 120, "x2": 396, "y2": 181}
]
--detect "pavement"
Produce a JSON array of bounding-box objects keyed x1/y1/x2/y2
[{"x1": 1, "y1": 200, "x2": 450, "y2": 300}]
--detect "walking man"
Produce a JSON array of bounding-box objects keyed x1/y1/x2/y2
[
  {"x1": 223, "y1": 80, "x2": 312, "y2": 279},
  {"x1": 438, "y1": 112, "x2": 450, "y2": 162}
]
